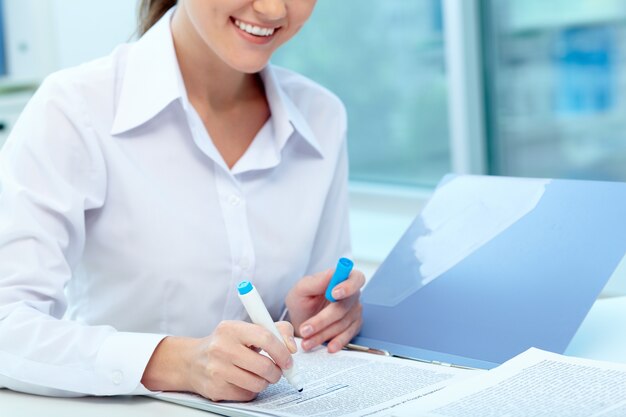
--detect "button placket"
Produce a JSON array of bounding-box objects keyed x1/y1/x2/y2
[
  {"x1": 111, "y1": 370, "x2": 124, "y2": 385},
  {"x1": 240, "y1": 256, "x2": 250, "y2": 270},
  {"x1": 228, "y1": 194, "x2": 241, "y2": 207},
  {"x1": 214, "y1": 171, "x2": 257, "y2": 319}
]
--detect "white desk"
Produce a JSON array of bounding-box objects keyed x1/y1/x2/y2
[{"x1": 3, "y1": 296, "x2": 626, "y2": 416}]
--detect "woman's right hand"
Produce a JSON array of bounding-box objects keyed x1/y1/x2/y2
[{"x1": 142, "y1": 320, "x2": 297, "y2": 402}]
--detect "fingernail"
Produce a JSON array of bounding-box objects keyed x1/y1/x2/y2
[
  {"x1": 300, "y1": 324, "x2": 313, "y2": 337},
  {"x1": 285, "y1": 356, "x2": 293, "y2": 369},
  {"x1": 328, "y1": 343, "x2": 338, "y2": 353},
  {"x1": 289, "y1": 336, "x2": 297, "y2": 351},
  {"x1": 301, "y1": 340, "x2": 311, "y2": 351},
  {"x1": 333, "y1": 288, "x2": 345, "y2": 299}
]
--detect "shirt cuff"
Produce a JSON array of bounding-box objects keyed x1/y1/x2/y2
[{"x1": 94, "y1": 331, "x2": 167, "y2": 395}]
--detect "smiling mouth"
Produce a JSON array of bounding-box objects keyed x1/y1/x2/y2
[{"x1": 231, "y1": 18, "x2": 281, "y2": 37}]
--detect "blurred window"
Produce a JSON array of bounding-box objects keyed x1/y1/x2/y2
[
  {"x1": 483, "y1": 0, "x2": 626, "y2": 181},
  {"x1": 273, "y1": 0, "x2": 450, "y2": 187}
]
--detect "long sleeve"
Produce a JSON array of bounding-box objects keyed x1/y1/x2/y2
[
  {"x1": 0, "y1": 75, "x2": 165, "y2": 397},
  {"x1": 304, "y1": 122, "x2": 352, "y2": 276}
]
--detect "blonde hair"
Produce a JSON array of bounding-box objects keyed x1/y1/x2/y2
[{"x1": 138, "y1": 0, "x2": 177, "y2": 36}]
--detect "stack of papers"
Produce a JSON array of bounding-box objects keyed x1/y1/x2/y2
[
  {"x1": 151, "y1": 343, "x2": 626, "y2": 416},
  {"x1": 152, "y1": 343, "x2": 480, "y2": 417},
  {"x1": 403, "y1": 348, "x2": 626, "y2": 416}
]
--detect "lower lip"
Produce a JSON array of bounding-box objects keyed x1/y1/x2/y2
[{"x1": 231, "y1": 19, "x2": 278, "y2": 45}]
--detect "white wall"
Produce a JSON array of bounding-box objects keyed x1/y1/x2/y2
[
  {"x1": 3, "y1": 0, "x2": 138, "y2": 81},
  {"x1": 49, "y1": 0, "x2": 138, "y2": 70}
]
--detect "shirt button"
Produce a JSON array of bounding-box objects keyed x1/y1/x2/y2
[
  {"x1": 228, "y1": 195, "x2": 241, "y2": 206},
  {"x1": 240, "y1": 256, "x2": 250, "y2": 270},
  {"x1": 111, "y1": 370, "x2": 124, "y2": 385}
]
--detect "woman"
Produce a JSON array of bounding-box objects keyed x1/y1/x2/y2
[{"x1": 0, "y1": 0, "x2": 364, "y2": 402}]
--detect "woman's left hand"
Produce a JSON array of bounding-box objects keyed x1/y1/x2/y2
[{"x1": 285, "y1": 268, "x2": 365, "y2": 353}]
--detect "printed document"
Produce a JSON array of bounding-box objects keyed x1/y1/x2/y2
[
  {"x1": 396, "y1": 348, "x2": 626, "y2": 416},
  {"x1": 152, "y1": 343, "x2": 480, "y2": 417}
]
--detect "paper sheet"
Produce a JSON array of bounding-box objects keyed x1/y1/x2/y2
[
  {"x1": 152, "y1": 343, "x2": 480, "y2": 417},
  {"x1": 397, "y1": 348, "x2": 626, "y2": 416}
]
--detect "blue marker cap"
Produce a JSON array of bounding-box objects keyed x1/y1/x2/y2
[
  {"x1": 237, "y1": 281, "x2": 254, "y2": 295},
  {"x1": 325, "y1": 258, "x2": 354, "y2": 302}
]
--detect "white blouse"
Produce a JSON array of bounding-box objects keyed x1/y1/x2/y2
[{"x1": 0, "y1": 9, "x2": 350, "y2": 397}]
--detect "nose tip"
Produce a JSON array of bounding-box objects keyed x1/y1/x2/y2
[{"x1": 253, "y1": 0, "x2": 287, "y2": 20}]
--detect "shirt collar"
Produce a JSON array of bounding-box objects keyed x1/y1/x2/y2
[
  {"x1": 111, "y1": 7, "x2": 184, "y2": 136},
  {"x1": 111, "y1": 9, "x2": 324, "y2": 159},
  {"x1": 260, "y1": 65, "x2": 323, "y2": 157}
]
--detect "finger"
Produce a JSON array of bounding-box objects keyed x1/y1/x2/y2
[
  {"x1": 294, "y1": 269, "x2": 333, "y2": 297},
  {"x1": 327, "y1": 316, "x2": 363, "y2": 353},
  {"x1": 299, "y1": 295, "x2": 358, "y2": 339},
  {"x1": 275, "y1": 321, "x2": 297, "y2": 353},
  {"x1": 329, "y1": 270, "x2": 366, "y2": 301},
  {"x1": 226, "y1": 363, "x2": 272, "y2": 393},
  {"x1": 231, "y1": 345, "x2": 283, "y2": 384},
  {"x1": 238, "y1": 323, "x2": 293, "y2": 371},
  {"x1": 301, "y1": 303, "x2": 362, "y2": 351},
  {"x1": 209, "y1": 382, "x2": 258, "y2": 402}
]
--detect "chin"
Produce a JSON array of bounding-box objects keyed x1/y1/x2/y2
[
  {"x1": 234, "y1": 61, "x2": 270, "y2": 74},
  {"x1": 223, "y1": 52, "x2": 272, "y2": 74}
]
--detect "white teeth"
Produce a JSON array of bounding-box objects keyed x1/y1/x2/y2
[{"x1": 234, "y1": 19, "x2": 276, "y2": 37}]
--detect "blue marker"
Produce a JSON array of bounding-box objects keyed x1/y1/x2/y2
[{"x1": 325, "y1": 258, "x2": 354, "y2": 302}]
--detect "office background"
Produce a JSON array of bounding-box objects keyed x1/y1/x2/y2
[{"x1": 0, "y1": 0, "x2": 625, "y2": 291}]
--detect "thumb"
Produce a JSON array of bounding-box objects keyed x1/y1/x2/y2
[
  {"x1": 295, "y1": 269, "x2": 333, "y2": 297},
  {"x1": 276, "y1": 321, "x2": 297, "y2": 354}
]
